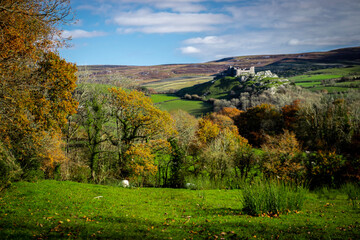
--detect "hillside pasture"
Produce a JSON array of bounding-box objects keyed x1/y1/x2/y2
[
  {"x1": 157, "y1": 98, "x2": 213, "y2": 117},
  {"x1": 0, "y1": 181, "x2": 359, "y2": 239},
  {"x1": 290, "y1": 74, "x2": 342, "y2": 83},
  {"x1": 143, "y1": 76, "x2": 213, "y2": 92},
  {"x1": 150, "y1": 94, "x2": 213, "y2": 117},
  {"x1": 289, "y1": 66, "x2": 360, "y2": 92}
]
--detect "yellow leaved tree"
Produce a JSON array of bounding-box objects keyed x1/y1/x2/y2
[
  {"x1": 0, "y1": 0, "x2": 77, "y2": 179},
  {"x1": 109, "y1": 88, "x2": 176, "y2": 184}
]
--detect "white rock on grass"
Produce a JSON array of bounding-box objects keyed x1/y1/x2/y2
[
  {"x1": 185, "y1": 183, "x2": 196, "y2": 189},
  {"x1": 121, "y1": 180, "x2": 130, "y2": 188}
]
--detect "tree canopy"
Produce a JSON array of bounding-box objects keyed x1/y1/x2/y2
[{"x1": 0, "y1": 0, "x2": 77, "y2": 178}]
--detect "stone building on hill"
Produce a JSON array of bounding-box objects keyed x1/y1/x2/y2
[{"x1": 220, "y1": 66, "x2": 255, "y2": 77}]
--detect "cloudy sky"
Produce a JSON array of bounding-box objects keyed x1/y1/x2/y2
[{"x1": 59, "y1": 0, "x2": 360, "y2": 66}]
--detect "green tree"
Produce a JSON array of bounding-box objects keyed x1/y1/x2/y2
[
  {"x1": 168, "y1": 138, "x2": 185, "y2": 188},
  {"x1": 82, "y1": 94, "x2": 109, "y2": 182},
  {"x1": 296, "y1": 98, "x2": 354, "y2": 153}
]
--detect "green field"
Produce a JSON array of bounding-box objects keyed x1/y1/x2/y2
[
  {"x1": 158, "y1": 99, "x2": 213, "y2": 117},
  {"x1": 290, "y1": 74, "x2": 342, "y2": 82},
  {"x1": 1, "y1": 181, "x2": 359, "y2": 239},
  {"x1": 150, "y1": 94, "x2": 213, "y2": 117},
  {"x1": 289, "y1": 66, "x2": 360, "y2": 92},
  {"x1": 150, "y1": 94, "x2": 180, "y2": 103},
  {"x1": 310, "y1": 86, "x2": 352, "y2": 93}
]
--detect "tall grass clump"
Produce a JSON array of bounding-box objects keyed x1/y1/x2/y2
[
  {"x1": 341, "y1": 183, "x2": 360, "y2": 208},
  {"x1": 241, "y1": 179, "x2": 307, "y2": 216},
  {"x1": 315, "y1": 186, "x2": 339, "y2": 200}
]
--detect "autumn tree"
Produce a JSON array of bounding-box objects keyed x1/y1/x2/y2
[
  {"x1": 261, "y1": 130, "x2": 305, "y2": 183},
  {"x1": 235, "y1": 103, "x2": 283, "y2": 146},
  {"x1": 108, "y1": 88, "x2": 176, "y2": 180},
  {"x1": 207, "y1": 112, "x2": 238, "y2": 133},
  {"x1": 0, "y1": 0, "x2": 77, "y2": 179},
  {"x1": 189, "y1": 114, "x2": 252, "y2": 183},
  {"x1": 218, "y1": 107, "x2": 243, "y2": 120}
]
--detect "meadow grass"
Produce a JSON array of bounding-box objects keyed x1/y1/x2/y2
[
  {"x1": 157, "y1": 99, "x2": 213, "y2": 117},
  {"x1": 290, "y1": 75, "x2": 342, "y2": 82},
  {"x1": 294, "y1": 81, "x2": 322, "y2": 87},
  {"x1": 150, "y1": 94, "x2": 180, "y2": 103},
  {"x1": 241, "y1": 180, "x2": 307, "y2": 216},
  {"x1": 1, "y1": 181, "x2": 360, "y2": 239},
  {"x1": 289, "y1": 66, "x2": 360, "y2": 93},
  {"x1": 310, "y1": 86, "x2": 351, "y2": 93}
]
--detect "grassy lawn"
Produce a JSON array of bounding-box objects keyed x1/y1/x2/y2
[
  {"x1": 150, "y1": 94, "x2": 212, "y2": 117},
  {"x1": 150, "y1": 94, "x2": 180, "y2": 103},
  {"x1": 158, "y1": 99, "x2": 213, "y2": 117},
  {"x1": 0, "y1": 181, "x2": 359, "y2": 239}
]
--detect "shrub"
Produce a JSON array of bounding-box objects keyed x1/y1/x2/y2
[
  {"x1": 62, "y1": 162, "x2": 91, "y2": 183},
  {"x1": 241, "y1": 179, "x2": 307, "y2": 216},
  {"x1": 261, "y1": 131, "x2": 306, "y2": 184},
  {"x1": 235, "y1": 103, "x2": 283, "y2": 147},
  {"x1": 305, "y1": 151, "x2": 346, "y2": 188},
  {"x1": 22, "y1": 169, "x2": 45, "y2": 182},
  {"x1": 0, "y1": 142, "x2": 22, "y2": 190}
]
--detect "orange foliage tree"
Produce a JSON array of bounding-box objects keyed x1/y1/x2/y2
[
  {"x1": 195, "y1": 118, "x2": 220, "y2": 146},
  {"x1": 218, "y1": 107, "x2": 243, "y2": 120},
  {"x1": 0, "y1": 0, "x2": 77, "y2": 177},
  {"x1": 207, "y1": 112, "x2": 238, "y2": 133}
]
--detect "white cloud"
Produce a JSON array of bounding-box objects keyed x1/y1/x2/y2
[
  {"x1": 181, "y1": 46, "x2": 201, "y2": 54},
  {"x1": 110, "y1": 0, "x2": 206, "y2": 13},
  {"x1": 180, "y1": 0, "x2": 360, "y2": 60},
  {"x1": 62, "y1": 29, "x2": 107, "y2": 39},
  {"x1": 288, "y1": 39, "x2": 300, "y2": 46},
  {"x1": 184, "y1": 36, "x2": 225, "y2": 45},
  {"x1": 113, "y1": 9, "x2": 231, "y2": 33}
]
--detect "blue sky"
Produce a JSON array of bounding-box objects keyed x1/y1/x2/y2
[{"x1": 59, "y1": 0, "x2": 360, "y2": 66}]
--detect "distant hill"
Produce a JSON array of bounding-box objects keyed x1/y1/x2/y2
[{"x1": 78, "y1": 46, "x2": 360, "y2": 85}]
